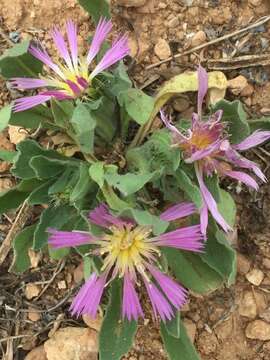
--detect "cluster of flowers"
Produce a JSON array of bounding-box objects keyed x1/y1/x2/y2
[{"x1": 12, "y1": 19, "x2": 270, "y2": 322}]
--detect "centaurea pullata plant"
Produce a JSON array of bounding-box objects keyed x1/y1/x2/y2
[
  {"x1": 11, "y1": 18, "x2": 129, "y2": 112},
  {"x1": 161, "y1": 66, "x2": 270, "y2": 236},
  {"x1": 48, "y1": 203, "x2": 203, "y2": 321}
]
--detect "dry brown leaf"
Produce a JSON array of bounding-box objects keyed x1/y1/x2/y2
[
  {"x1": 0, "y1": 178, "x2": 14, "y2": 192},
  {"x1": 8, "y1": 125, "x2": 28, "y2": 145}
]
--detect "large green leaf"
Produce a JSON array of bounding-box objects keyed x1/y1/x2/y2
[
  {"x1": 104, "y1": 165, "x2": 159, "y2": 196},
  {"x1": 164, "y1": 248, "x2": 223, "y2": 294},
  {"x1": 175, "y1": 169, "x2": 202, "y2": 209},
  {"x1": 12, "y1": 139, "x2": 72, "y2": 179},
  {"x1": 217, "y1": 189, "x2": 236, "y2": 228},
  {"x1": 70, "y1": 163, "x2": 92, "y2": 202},
  {"x1": 99, "y1": 281, "x2": 137, "y2": 360},
  {"x1": 70, "y1": 103, "x2": 96, "y2": 154},
  {"x1": 0, "y1": 40, "x2": 42, "y2": 78},
  {"x1": 27, "y1": 178, "x2": 55, "y2": 205},
  {"x1": 89, "y1": 161, "x2": 105, "y2": 188},
  {"x1": 0, "y1": 149, "x2": 17, "y2": 163},
  {"x1": 118, "y1": 89, "x2": 155, "y2": 125},
  {"x1": 0, "y1": 105, "x2": 12, "y2": 131},
  {"x1": 11, "y1": 224, "x2": 37, "y2": 273},
  {"x1": 51, "y1": 99, "x2": 74, "y2": 128},
  {"x1": 249, "y1": 116, "x2": 270, "y2": 131},
  {"x1": 33, "y1": 205, "x2": 75, "y2": 250},
  {"x1": 161, "y1": 317, "x2": 200, "y2": 360},
  {"x1": 78, "y1": 0, "x2": 110, "y2": 24},
  {"x1": 213, "y1": 100, "x2": 250, "y2": 143}
]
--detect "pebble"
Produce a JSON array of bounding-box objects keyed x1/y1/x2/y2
[
  {"x1": 240, "y1": 84, "x2": 254, "y2": 97},
  {"x1": 246, "y1": 320, "x2": 270, "y2": 341},
  {"x1": 154, "y1": 38, "x2": 171, "y2": 60},
  {"x1": 168, "y1": 16, "x2": 179, "y2": 28},
  {"x1": 239, "y1": 291, "x2": 257, "y2": 319},
  {"x1": 183, "y1": 319, "x2": 197, "y2": 343},
  {"x1": 8, "y1": 125, "x2": 28, "y2": 145},
  {"x1": 73, "y1": 262, "x2": 84, "y2": 284},
  {"x1": 228, "y1": 75, "x2": 248, "y2": 95},
  {"x1": 83, "y1": 313, "x2": 102, "y2": 332},
  {"x1": 44, "y1": 327, "x2": 98, "y2": 360},
  {"x1": 25, "y1": 345, "x2": 47, "y2": 360},
  {"x1": 25, "y1": 283, "x2": 41, "y2": 300},
  {"x1": 262, "y1": 258, "x2": 270, "y2": 270},
  {"x1": 248, "y1": 0, "x2": 262, "y2": 6},
  {"x1": 246, "y1": 268, "x2": 264, "y2": 286},
  {"x1": 237, "y1": 253, "x2": 251, "y2": 275},
  {"x1": 191, "y1": 31, "x2": 206, "y2": 47},
  {"x1": 28, "y1": 307, "x2": 41, "y2": 322},
  {"x1": 116, "y1": 0, "x2": 146, "y2": 7}
]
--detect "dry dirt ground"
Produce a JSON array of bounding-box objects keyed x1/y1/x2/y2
[{"x1": 1, "y1": 0, "x2": 270, "y2": 359}]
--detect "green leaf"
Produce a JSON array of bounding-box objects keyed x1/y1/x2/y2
[
  {"x1": 161, "y1": 317, "x2": 200, "y2": 360},
  {"x1": 10, "y1": 224, "x2": 37, "y2": 273},
  {"x1": 78, "y1": 0, "x2": 110, "y2": 24},
  {"x1": 99, "y1": 281, "x2": 137, "y2": 360},
  {"x1": 118, "y1": 89, "x2": 155, "y2": 125},
  {"x1": 70, "y1": 163, "x2": 92, "y2": 202},
  {"x1": 51, "y1": 99, "x2": 74, "y2": 128},
  {"x1": 48, "y1": 246, "x2": 70, "y2": 260},
  {"x1": 89, "y1": 161, "x2": 105, "y2": 188},
  {"x1": 175, "y1": 169, "x2": 202, "y2": 209},
  {"x1": 248, "y1": 116, "x2": 270, "y2": 131},
  {"x1": 165, "y1": 312, "x2": 180, "y2": 338},
  {"x1": 33, "y1": 205, "x2": 75, "y2": 250},
  {"x1": 0, "y1": 104, "x2": 12, "y2": 131},
  {"x1": 204, "y1": 174, "x2": 221, "y2": 202},
  {"x1": 109, "y1": 62, "x2": 132, "y2": 96},
  {"x1": 30, "y1": 156, "x2": 67, "y2": 179},
  {"x1": 0, "y1": 149, "x2": 17, "y2": 163},
  {"x1": 9, "y1": 105, "x2": 54, "y2": 129},
  {"x1": 28, "y1": 179, "x2": 55, "y2": 205},
  {"x1": 0, "y1": 40, "x2": 43, "y2": 78},
  {"x1": 217, "y1": 189, "x2": 236, "y2": 228},
  {"x1": 104, "y1": 165, "x2": 158, "y2": 196},
  {"x1": 12, "y1": 139, "x2": 71, "y2": 179},
  {"x1": 213, "y1": 100, "x2": 250, "y2": 143},
  {"x1": 164, "y1": 248, "x2": 223, "y2": 294},
  {"x1": 70, "y1": 103, "x2": 96, "y2": 154}
]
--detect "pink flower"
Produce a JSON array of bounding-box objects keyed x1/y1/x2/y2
[
  {"x1": 48, "y1": 202, "x2": 203, "y2": 321},
  {"x1": 161, "y1": 65, "x2": 270, "y2": 236},
  {"x1": 11, "y1": 18, "x2": 129, "y2": 112}
]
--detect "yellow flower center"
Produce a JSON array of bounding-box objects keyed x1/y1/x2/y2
[{"x1": 99, "y1": 225, "x2": 159, "y2": 277}]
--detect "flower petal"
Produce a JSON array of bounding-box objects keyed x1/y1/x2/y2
[
  {"x1": 66, "y1": 20, "x2": 78, "y2": 70},
  {"x1": 13, "y1": 95, "x2": 51, "y2": 112},
  {"x1": 70, "y1": 272, "x2": 107, "y2": 318},
  {"x1": 160, "y1": 110, "x2": 186, "y2": 142},
  {"x1": 143, "y1": 279, "x2": 174, "y2": 321},
  {"x1": 89, "y1": 203, "x2": 133, "y2": 229},
  {"x1": 90, "y1": 34, "x2": 129, "y2": 79},
  {"x1": 52, "y1": 27, "x2": 73, "y2": 70},
  {"x1": 224, "y1": 170, "x2": 259, "y2": 190},
  {"x1": 47, "y1": 228, "x2": 92, "y2": 248},
  {"x1": 87, "y1": 18, "x2": 113, "y2": 64},
  {"x1": 233, "y1": 130, "x2": 270, "y2": 151},
  {"x1": 122, "y1": 274, "x2": 144, "y2": 321},
  {"x1": 152, "y1": 225, "x2": 204, "y2": 252},
  {"x1": 195, "y1": 164, "x2": 232, "y2": 233},
  {"x1": 197, "y1": 65, "x2": 208, "y2": 118},
  {"x1": 185, "y1": 139, "x2": 223, "y2": 163},
  {"x1": 148, "y1": 266, "x2": 187, "y2": 309},
  {"x1": 200, "y1": 202, "x2": 209, "y2": 239},
  {"x1": 160, "y1": 202, "x2": 197, "y2": 222},
  {"x1": 10, "y1": 78, "x2": 48, "y2": 90}
]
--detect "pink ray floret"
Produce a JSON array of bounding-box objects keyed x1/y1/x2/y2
[
  {"x1": 11, "y1": 18, "x2": 129, "y2": 112},
  {"x1": 47, "y1": 202, "x2": 203, "y2": 322},
  {"x1": 161, "y1": 65, "x2": 270, "y2": 236}
]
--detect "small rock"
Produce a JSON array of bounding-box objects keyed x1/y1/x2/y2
[
  {"x1": 173, "y1": 97, "x2": 190, "y2": 112},
  {"x1": 116, "y1": 0, "x2": 146, "y2": 7},
  {"x1": 246, "y1": 320, "x2": 270, "y2": 341},
  {"x1": 28, "y1": 307, "x2": 41, "y2": 322},
  {"x1": 246, "y1": 268, "x2": 264, "y2": 286},
  {"x1": 73, "y1": 262, "x2": 84, "y2": 284},
  {"x1": 8, "y1": 125, "x2": 28, "y2": 145},
  {"x1": 25, "y1": 284, "x2": 41, "y2": 300},
  {"x1": 191, "y1": 31, "x2": 206, "y2": 47},
  {"x1": 0, "y1": 178, "x2": 14, "y2": 191},
  {"x1": 154, "y1": 38, "x2": 171, "y2": 60},
  {"x1": 128, "y1": 35, "x2": 138, "y2": 58},
  {"x1": 248, "y1": 0, "x2": 262, "y2": 6},
  {"x1": 168, "y1": 16, "x2": 179, "y2": 28},
  {"x1": 228, "y1": 75, "x2": 248, "y2": 95},
  {"x1": 237, "y1": 253, "x2": 251, "y2": 275},
  {"x1": 83, "y1": 313, "x2": 102, "y2": 332},
  {"x1": 44, "y1": 327, "x2": 98, "y2": 360},
  {"x1": 263, "y1": 258, "x2": 270, "y2": 270},
  {"x1": 240, "y1": 84, "x2": 254, "y2": 97},
  {"x1": 260, "y1": 309, "x2": 270, "y2": 323},
  {"x1": 25, "y1": 345, "x2": 48, "y2": 360},
  {"x1": 183, "y1": 319, "x2": 196, "y2": 343},
  {"x1": 215, "y1": 317, "x2": 234, "y2": 341},
  {"x1": 57, "y1": 280, "x2": 67, "y2": 290},
  {"x1": 0, "y1": 161, "x2": 10, "y2": 173},
  {"x1": 197, "y1": 331, "x2": 218, "y2": 355},
  {"x1": 239, "y1": 291, "x2": 257, "y2": 319}
]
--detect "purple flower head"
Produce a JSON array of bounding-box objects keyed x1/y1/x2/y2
[
  {"x1": 48, "y1": 202, "x2": 203, "y2": 322},
  {"x1": 161, "y1": 65, "x2": 270, "y2": 236},
  {"x1": 11, "y1": 18, "x2": 130, "y2": 112}
]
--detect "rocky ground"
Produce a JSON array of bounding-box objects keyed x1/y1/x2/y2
[{"x1": 1, "y1": 0, "x2": 270, "y2": 359}]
